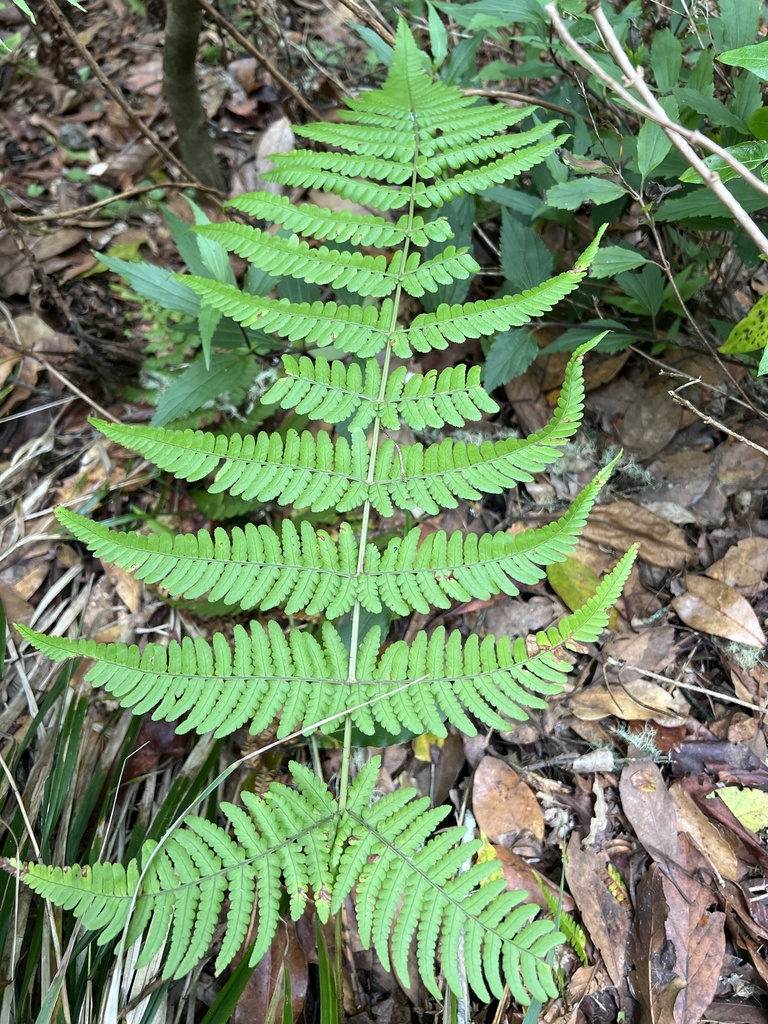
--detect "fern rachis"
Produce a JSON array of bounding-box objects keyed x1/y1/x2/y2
[{"x1": 14, "y1": 22, "x2": 635, "y2": 1013}]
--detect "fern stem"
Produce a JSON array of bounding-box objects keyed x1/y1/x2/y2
[
  {"x1": 339, "y1": 146, "x2": 419, "y2": 739},
  {"x1": 333, "y1": 104, "x2": 421, "y2": 1022}
]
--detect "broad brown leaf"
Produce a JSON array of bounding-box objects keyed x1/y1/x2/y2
[{"x1": 672, "y1": 575, "x2": 765, "y2": 648}]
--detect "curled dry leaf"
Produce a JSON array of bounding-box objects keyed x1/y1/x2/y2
[
  {"x1": 632, "y1": 837, "x2": 726, "y2": 1024},
  {"x1": 631, "y1": 864, "x2": 686, "y2": 1024},
  {"x1": 671, "y1": 574, "x2": 765, "y2": 649},
  {"x1": 669, "y1": 782, "x2": 738, "y2": 881},
  {"x1": 569, "y1": 679, "x2": 688, "y2": 724},
  {"x1": 662, "y1": 834, "x2": 726, "y2": 1024},
  {"x1": 705, "y1": 537, "x2": 768, "y2": 597},
  {"x1": 472, "y1": 756, "x2": 544, "y2": 847}
]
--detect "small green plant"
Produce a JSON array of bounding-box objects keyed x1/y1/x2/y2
[
  {"x1": 368, "y1": 1, "x2": 768, "y2": 386},
  {"x1": 14, "y1": 23, "x2": 634, "y2": 1012}
]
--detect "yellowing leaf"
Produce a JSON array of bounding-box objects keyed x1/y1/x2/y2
[
  {"x1": 413, "y1": 732, "x2": 443, "y2": 762},
  {"x1": 476, "y1": 832, "x2": 505, "y2": 885},
  {"x1": 712, "y1": 786, "x2": 768, "y2": 833},
  {"x1": 719, "y1": 292, "x2": 768, "y2": 354},
  {"x1": 547, "y1": 556, "x2": 618, "y2": 629}
]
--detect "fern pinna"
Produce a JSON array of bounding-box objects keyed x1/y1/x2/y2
[{"x1": 15, "y1": 22, "x2": 635, "y2": 1010}]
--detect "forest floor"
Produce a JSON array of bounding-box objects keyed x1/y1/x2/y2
[{"x1": 2, "y1": 1, "x2": 768, "y2": 1023}]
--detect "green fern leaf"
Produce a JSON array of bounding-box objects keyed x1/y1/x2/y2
[
  {"x1": 192, "y1": 223, "x2": 400, "y2": 297},
  {"x1": 53, "y1": 458, "x2": 614, "y2": 620},
  {"x1": 400, "y1": 246, "x2": 604, "y2": 355},
  {"x1": 177, "y1": 278, "x2": 394, "y2": 357},
  {"x1": 262, "y1": 356, "x2": 498, "y2": 431},
  {"x1": 87, "y1": 342, "x2": 589, "y2": 516},
  {"x1": 16, "y1": 15, "x2": 634, "y2": 1008},
  {"x1": 225, "y1": 192, "x2": 442, "y2": 247},
  {"x1": 13, "y1": 758, "x2": 562, "y2": 1002},
  {"x1": 17, "y1": 551, "x2": 635, "y2": 740}
]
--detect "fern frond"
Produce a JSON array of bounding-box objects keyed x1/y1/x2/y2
[
  {"x1": 177, "y1": 279, "x2": 393, "y2": 357},
  {"x1": 13, "y1": 758, "x2": 561, "y2": 1002},
  {"x1": 17, "y1": 548, "x2": 636, "y2": 740},
  {"x1": 262, "y1": 356, "x2": 498, "y2": 431},
  {"x1": 224, "y1": 192, "x2": 448, "y2": 247},
  {"x1": 89, "y1": 344, "x2": 589, "y2": 516},
  {"x1": 192, "y1": 223, "x2": 399, "y2": 297},
  {"x1": 53, "y1": 461, "x2": 613, "y2": 620},
  {"x1": 15, "y1": 761, "x2": 338, "y2": 976},
  {"x1": 412, "y1": 139, "x2": 565, "y2": 207},
  {"x1": 266, "y1": 149, "x2": 413, "y2": 185},
  {"x1": 296, "y1": 104, "x2": 538, "y2": 158},
  {"x1": 416, "y1": 119, "x2": 559, "y2": 174},
  {"x1": 399, "y1": 259, "x2": 601, "y2": 356},
  {"x1": 16, "y1": 16, "x2": 632, "y2": 1007}
]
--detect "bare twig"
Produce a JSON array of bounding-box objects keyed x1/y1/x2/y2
[
  {"x1": 463, "y1": 87, "x2": 587, "y2": 121},
  {"x1": 0, "y1": 304, "x2": 120, "y2": 424},
  {"x1": 668, "y1": 379, "x2": 768, "y2": 457},
  {"x1": 37, "y1": 0, "x2": 198, "y2": 185},
  {"x1": 322, "y1": 0, "x2": 395, "y2": 46},
  {"x1": 195, "y1": 0, "x2": 323, "y2": 121},
  {"x1": 630, "y1": 345, "x2": 768, "y2": 424},
  {"x1": 13, "y1": 181, "x2": 221, "y2": 225},
  {"x1": 545, "y1": 2, "x2": 768, "y2": 258}
]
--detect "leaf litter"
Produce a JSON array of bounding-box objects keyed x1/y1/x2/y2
[{"x1": 2, "y1": 3, "x2": 768, "y2": 1022}]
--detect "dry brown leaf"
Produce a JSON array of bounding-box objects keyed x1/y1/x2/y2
[
  {"x1": 664, "y1": 834, "x2": 726, "y2": 1024},
  {"x1": 619, "y1": 761, "x2": 678, "y2": 861},
  {"x1": 253, "y1": 117, "x2": 295, "y2": 195},
  {"x1": 493, "y1": 846, "x2": 575, "y2": 912},
  {"x1": 0, "y1": 229, "x2": 86, "y2": 297},
  {"x1": 620, "y1": 379, "x2": 682, "y2": 458},
  {"x1": 565, "y1": 834, "x2": 631, "y2": 988},
  {"x1": 232, "y1": 918, "x2": 308, "y2": 1024},
  {"x1": 102, "y1": 562, "x2": 142, "y2": 615},
  {"x1": 582, "y1": 501, "x2": 694, "y2": 568},
  {"x1": 601, "y1": 625, "x2": 677, "y2": 685},
  {"x1": 631, "y1": 864, "x2": 687, "y2": 1024},
  {"x1": 706, "y1": 538, "x2": 768, "y2": 597},
  {"x1": 672, "y1": 575, "x2": 765, "y2": 649},
  {"x1": 0, "y1": 581, "x2": 34, "y2": 637},
  {"x1": 472, "y1": 756, "x2": 544, "y2": 847},
  {"x1": 669, "y1": 783, "x2": 738, "y2": 880},
  {"x1": 569, "y1": 679, "x2": 688, "y2": 723}
]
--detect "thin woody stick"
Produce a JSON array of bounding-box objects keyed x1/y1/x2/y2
[
  {"x1": 37, "y1": 0, "x2": 198, "y2": 185},
  {"x1": 545, "y1": 2, "x2": 768, "y2": 259}
]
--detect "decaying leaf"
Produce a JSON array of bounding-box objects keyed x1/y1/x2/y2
[
  {"x1": 472, "y1": 756, "x2": 544, "y2": 847},
  {"x1": 672, "y1": 574, "x2": 765, "y2": 648},
  {"x1": 632, "y1": 838, "x2": 725, "y2": 1024},
  {"x1": 619, "y1": 761, "x2": 678, "y2": 861},
  {"x1": 663, "y1": 835, "x2": 726, "y2": 1024},
  {"x1": 582, "y1": 500, "x2": 694, "y2": 568},
  {"x1": 565, "y1": 833, "x2": 631, "y2": 988},
  {"x1": 706, "y1": 537, "x2": 768, "y2": 597},
  {"x1": 631, "y1": 865, "x2": 685, "y2": 1024},
  {"x1": 569, "y1": 679, "x2": 688, "y2": 723},
  {"x1": 669, "y1": 783, "x2": 738, "y2": 880}
]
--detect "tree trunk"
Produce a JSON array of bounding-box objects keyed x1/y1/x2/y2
[{"x1": 163, "y1": 0, "x2": 227, "y2": 190}]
